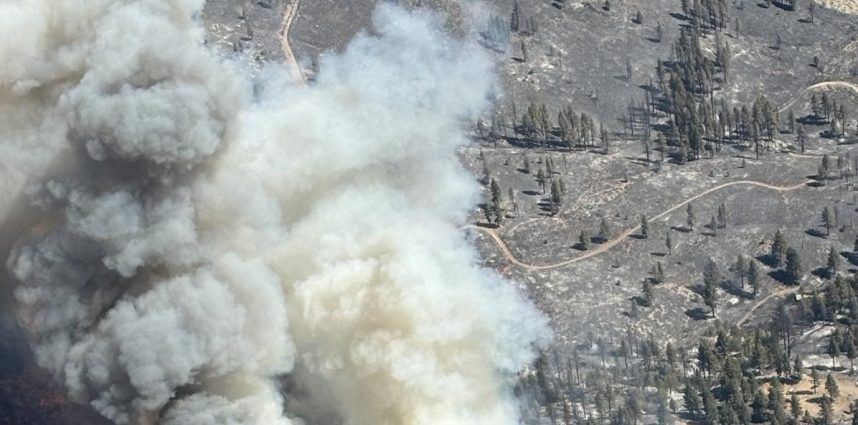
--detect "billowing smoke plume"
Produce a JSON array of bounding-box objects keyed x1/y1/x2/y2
[{"x1": 0, "y1": 0, "x2": 549, "y2": 424}]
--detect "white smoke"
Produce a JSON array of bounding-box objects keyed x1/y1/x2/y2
[{"x1": 0, "y1": 0, "x2": 549, "y2": 424}]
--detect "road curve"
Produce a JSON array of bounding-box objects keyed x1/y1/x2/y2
[
  {"x1": 474, "y1": 179, "x2": 810, "y2": 271},
  {"x1": 736, "y1": 286, "x2": 799, "y2": 326},
  {"x1": 280, "y1": 0, "x2": 305, "y2": 85},
  {"x1": 779, "y1": 80, "x2": 858, "y2": 114}
]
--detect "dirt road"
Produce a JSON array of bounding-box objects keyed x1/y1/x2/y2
[
  {"x1": 779, "y1": 80, "x2": 858, "y2": 114},
  {"x1": 280, "y1": 0, "x2": 305, "y2": 85},
  {"x1": 476, "y1": 179, "x2": 809, "y2": 271}
]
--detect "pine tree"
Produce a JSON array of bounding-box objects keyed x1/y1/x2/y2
[
  {"x1": 786, "y1": 247, "x2": 803, "y2": 284},
  {"x1": 771, "y1": 229, "x2": 789, "y2": 265},
  {"x1": 815, "y1": 401, "x2": 835, "y2": 425},
  {"x1": 536, "y1": 168, "x2": 547, "y2": 193},
  {"x1": 579, "y1": 230, "x2": 591, "y2": 250},
  {"x1": 827, "y1": 246, "x2": 840, "y2": 278},
  {"x1": 654, "y1": 262, "x2": 665, "y2": 284},
  {"x1": 642, "y1": 280, "x2": 654, "y2": 307},
  {"x1": 812, "y1": 368, "x2": 821, "y2": 393},
  {"x1": 550, "y1": 180, "x2": 562, "y2": 215},
  {"x1": 709, "y1": 216, "x2": 718, "y2": 236},
  {"x1": 599, "y1": 218, "x2": 612, "y2": 242},
  {"x1": 657, "y1": 392, "x2": 670, "y2": 425},
  {"x1": 735, "y1": 255, "x2": 748, "y2": 289},
  {"x1": 769, "y1": 378, "x2": 787, "y2": 424},
  {"x1": 703, "y1": 259, "x2": 719, "y2": 317},
  {"x1": 828, "y1": 333, "x2": 841, "y2": 368},
  {"x1": 687, "y1": 203, "x2": 695, "y2": 231},
  {"x1": 717, "y1": 202, "x2": 727, "y2": 228},
  {"x1": 790, "y1": 393, "x2": 802, "y2": 420},
  {"x1": 665, "y1": 231, "x2": 673, "y2": 255},
  {"x1": 490, "y1": 178, "x2": 504, "y2": 225},
  {"x1": 702, "y1": 385, "x2": 720, "y2": 425},
  {"x1": 641, "y1": 215, "x2": 649, "y2": 238},
  {"x1": 510, "y1": 0, "x2": 520, "y2": 32},
  {"x1": 845, "y1": 332, "x2": 857, "y2": 374},
  {"x1": 684, "y1": 382, "x2": 702, "y2": 416},
  {"x1": 751, "y1": 389, "x2": 767, "y2": 422},
  {"x1": 822, "y1": 206, "x2": 833, "y2": 235},
  {"x1": 794, "y1": 356, "x2": 804, "y2": 380},
  {"x1": 797, "y1": 124, "x2": 807, "y2": 153},
  {"x1": 508, "y1": 187, "x2": 518, "y2": 217},
  {"x1": 851, "y1": 400, "x2": 858, "y2": 425},
  {"x1": 748, "y1": 260, "x2": 760, "y2": 298},
  {"x1": 809, "y1": 0, "x2": 816, "y2": 24},
  {"x1": 825, "y1": 373, "x2": 839, "y2": 399},
  {"x1": 821, "y1": 154, "x2": 831, "y2": 182}
]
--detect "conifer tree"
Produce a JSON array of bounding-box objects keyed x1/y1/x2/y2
[
  {"x1": 579, "y1": 230, "x2": 591, "y2": 250},
  {"x1": 748, "y1": 260, "x2": 760, "y2": 298},
  {"x1": 599, "y1": 218, "x2": 611, "y2": 242},
  {"x1": 828, "y1": 333, "x2": 841, "y2": 368},
  {"x1": 536, "y1": 168, "x2": 547, "y2": 193},
  {"x1": 816, "y1": 397, "x2": 834, "y2": 425},
  {"x1": 717, "y1": 202, "x2": 727, "y2": 228},
  {"x1": 550, "y1": 180, "x2": 562, "y2": 215},
  {"x1": 641, "y1": 215, "x2": 649, "y2": 238},
  {"x1": 790, "y1": 393, "x2": 802, "y2": 420},
  {"x1": 687, "y1": 203, "x2": 695, "y2": 231},
  {"x1": 684, "y1": 382, "x2": 702, "y2": 416},
  {"x1": 642, "y1": 280, "x2": 654, "y2": 307},
  {"x1": 751, "y1": 389, "x2": 767, "y2": 422},
  {"x1": 827, "y1": 246, "x2": 840, "y2": 277},
  {"x1": 703, "y1": 259, "x2": 719, "y2": 317},
  {"x1": 735, "y1": 255, "x2": 747, "y2": 289},
  {"x1": 769, "y1": 378, "x2": 787, "y2": 424},
  {"x1": 654, "y1": 262, "x2": 665, "y2": 284},
  {"x1": 771, "y1": 229, "x2": 788, "y2": 265},
  {"x1": 786, "y1": 247, "x2": 803, "y2": 284},
  {"x1": 822, "y1": 206, "x2": 833, "y2": 235},
  {"x1": 825, "y1": 373, "x2": 839, "y2": 400},
  {"x1": 812, "y1": 368, "x2": 821, "y2": 393}
]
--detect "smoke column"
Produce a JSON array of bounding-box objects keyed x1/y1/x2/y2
[{"x1": 0, "y1": 0, "x2": 549, "y2": 424}]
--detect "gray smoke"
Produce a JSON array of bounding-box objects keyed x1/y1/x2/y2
[{"x1": 0, "y1": 1, "x2": 549, "y2": 424}]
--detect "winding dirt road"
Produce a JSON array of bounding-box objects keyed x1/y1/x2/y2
[
  {"x1": 280, "y1": 0, "x2": 305, "y2": 85},
  {"x1": 736, "y1": 286, "x2": 800, "y2": 326},
  {"x1": 779, "y1": 80, "x2": 858, "y2": 114},
  {"x1": 476, "y1": 179, "x2": 810, "y2": 271}
]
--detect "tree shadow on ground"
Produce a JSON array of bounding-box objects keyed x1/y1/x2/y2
[
  {"x1": 805, "y1": 228, "x2": 828, "y2": 238},
  {"x1": 811, "y1": 266, "x2": 833, "y2": 279},
  {"x1": 756, "y1": 254, "x2": 779, "y2": 268},
  {"x1": 768, "y1": 269, "x2": 794, "y2": 284},
  {"x1": 685, "y1": 307, "x2": 711, "y2": 321},
  {"x1": 841, "y1": 251, "x2": 858, "y2": 266},
  {"x1": 671, "y1": 226, "x2": 692, "y2": 233},
  {"x1": 632, "y1": 296, "x2": 650, "y2": 307},
  {"x1": 689, "y1": 284, "x2": 706, "y2": 297},
  {"x1": 720, "y1": 282, "x2": 754, "y2": 299}
]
